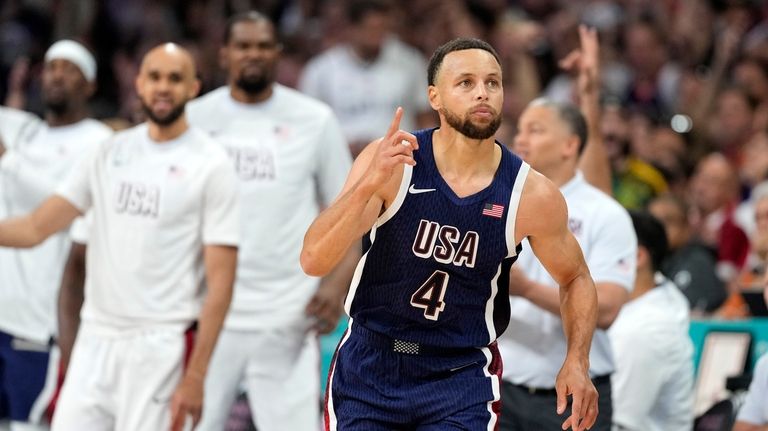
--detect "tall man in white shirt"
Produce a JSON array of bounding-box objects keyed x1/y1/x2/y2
[
  {"x1": 299, "y1": 0, "x2": 433, "y2": 156},
  {"x1": 0, "y1": 40, "x2": 112, "y2": 431},
  {"x1": 609, "y1": 211, "x2": 694, "y2": 431},
  {"x1": 186, "y1": 12, "x2": 353, "y2": 431},
  {"x1": 497, "y1": 98, "x2": 637, "y2": 430},
  {"x1": 0, "y1": 43, "x2": 239, "y2": 431}
]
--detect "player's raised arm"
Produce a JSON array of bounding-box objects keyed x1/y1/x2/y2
[
  {"x1": 301, "y1": 107, "x2": 418, "y2": 276},
  {"x1": 515, "y1": 170, "x2": 599, "y2": 431},
  {"x1": 0, "y1": 195, "x2": 81, "y2": 248}
]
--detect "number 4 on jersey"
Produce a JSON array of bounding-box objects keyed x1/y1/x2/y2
[{"x1": 410, "y1": 270, "x2": 449, "y2": 321}]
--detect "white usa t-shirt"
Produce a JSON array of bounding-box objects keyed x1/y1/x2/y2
[
  {"x1": 498, "y1": 172, "x2": 638, "y2": 387},
  {"x1": 0, "y1": 117, "x2": 112, "y2": 343},
  {"x1": 56, "y1": 123, "x2": 239, "y2": 330},
  {"x1": 187, "y1": 85, "x2": 351, "y2": 329}
]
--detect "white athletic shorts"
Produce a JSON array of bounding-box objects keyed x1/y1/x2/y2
[
  {"x1": 51, "y1": 323, "x2": 194, "y2": 431},
  {"x1": 197, "y1": 320, "x2": 320, "y2": 431}
]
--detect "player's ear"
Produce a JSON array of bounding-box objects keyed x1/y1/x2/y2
[
  {"x1": 134, "y1": 74, "x2": 143, "y2": 99},
  {"x1": 190, "y1": 78, "x2": 201, "y2": 99},
  {"x1": 428, "y1": 85, "x2": 440, "y2": 111}
]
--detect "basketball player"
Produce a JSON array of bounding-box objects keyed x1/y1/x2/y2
[
  {"x1": 186, "y1": 12, "x2": 354, "y2": 431},
  {"x1": 301, "y1": 38, "x2": 599, "y2": 431},
  {"x1": 0, "y1": 43, "x2": 239, "y2": 431},
  {"x1": 0, "y1": 40, "x2": 112, "y2": 431}
]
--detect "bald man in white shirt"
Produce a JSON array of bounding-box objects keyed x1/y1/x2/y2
[{"x1": 0, "y1": 44, "x2": 239, "y2": 431}]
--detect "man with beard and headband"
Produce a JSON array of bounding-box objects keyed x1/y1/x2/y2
[
  {"x1": 301, "y1": 38, "x2": 600, "y2": 431},
  {"x1": 185, "y1": 12, "x2": 354, "y2": 431},
  {"x1": 0, "y1": 43, "x2": 240, "y2": 431},
  {"x1": 0, "y1": 40, "x2": 112, "y2": 431}
]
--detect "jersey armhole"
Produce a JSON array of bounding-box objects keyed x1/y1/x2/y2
[
  {"x1": 376, "y1": 164, "x2": 413, "y2": 227},
  {"x1": 505, "y1": 162, "x2": 530, "y2": 257}
]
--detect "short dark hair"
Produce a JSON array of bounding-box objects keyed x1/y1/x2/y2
[
  {"x1": 347, "y1": 0, "x2": 391, "y2": 24},
  {"x1": 630, "y1": 210, "x2": 668, "y2": 271},
  {"x1": 224, "y1": 11, "x2": 272, "y2": 44},
  {"x1": 529, "y1": 98, "x2": 589, "y2": 155},
  {"x1": 427, "y1": 38, "x2": 501, "y2": 86}
]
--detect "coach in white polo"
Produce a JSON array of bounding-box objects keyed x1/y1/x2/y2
[{"x1": 497, "y1": 99, "x2": 637, "y2": 431}]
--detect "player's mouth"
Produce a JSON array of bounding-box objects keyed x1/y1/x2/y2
[{"x1": 470, "y1": 105, "x2": 496, "y2": 119}]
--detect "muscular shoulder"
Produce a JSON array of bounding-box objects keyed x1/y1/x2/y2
[{"x1": 514, "y1": 170, "x2": 567, "y2": 243}]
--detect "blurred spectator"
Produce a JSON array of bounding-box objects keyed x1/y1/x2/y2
[
  {"x1": 732, "y1": 56, "x2": 768, "y2": 132},
  {"x1": 707, "y1": 85, "x2": 757, "y2": 164},
  {"x1": 299, "y1": 0, "x2": 433, "y2": 156},
  {"x1": 738, "y1": 182, "x2": 768, "y2": 290},
  {"x1": 735, "y1": 133, "x2": 768, "y2": 235},
  {"x1": 688, "y1": 152, "x2": 751, "y2": 317},
  {"x1": 648, "y1": 195, "x2": 727, "y2": 314},
  {"x1": 609, "y1": 211, "x2": 694, "y2": 431},
  {"x1": 600, "y1": 101, "x2": 668, "y2": 209}
]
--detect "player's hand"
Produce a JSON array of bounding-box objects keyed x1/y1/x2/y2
[
  {"x1": 559, "y1": 25, "x2": 600, "y2": 101},
  {"x1": 362, "y1": 107, "x2": 419, "y2": 191},
  {"x1": 0, "y1": 139, "x2": 6, "y2": 159},
  {"x1": 555, "y1": 356, "x2": 598, "y2": 431},
  {"x1": 169, "y1": 372, "x2": 204, "y2": 431},
  {"x1": 306, "y1": 283, "x2": 345, "y2": 335}
]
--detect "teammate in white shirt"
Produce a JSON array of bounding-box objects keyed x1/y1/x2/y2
[
  {"x1": 609, "y1": 211, "x2": 694, "y2": 431},
  {"x1": 186, "y1": 12, "x2": 354, "y2": 431},
  {"x1": 0, "y1": 40, "x2": 112, "y2": 431},
  {"x1": 0, "y1": 44, "x2": 239, "y2": 431},
  {"x1": 497, "y1": 98, "x2": 637, "y2": 431},
  {"x1": 299, "y1": 0, "x2": 433, "y2": 156}
]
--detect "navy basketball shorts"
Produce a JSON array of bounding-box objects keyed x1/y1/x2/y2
[
  {"x1": 325, "y1": 322, "x2": 502, "y2": 431},
  {"x1": 0, "y1": 330, "x2": 58, "y2": 424}
]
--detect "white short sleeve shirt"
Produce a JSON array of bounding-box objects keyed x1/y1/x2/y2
[
  {"x1": 737, "y1": 353, "x2": 768, "y2": 425},
  {"x1": 0, "y1": 116, "x2": 112, "y2": 342},
  {"x1": 186, "y1": 85, "x2": 352, "y2": 329},
  {"x1": 299, "y1": 37, "x2": 430, "y2": 144},
  {"x1": 609, "y1": 275, "x2": 694, "y2": 431},
  {"x1": 56, "y1": 124, "x2": 240, "y2": 330}
]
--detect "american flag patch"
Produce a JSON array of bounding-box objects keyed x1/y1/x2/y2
[{"x1": 482, "y1": 203, "x2": 504, "y2": 218}]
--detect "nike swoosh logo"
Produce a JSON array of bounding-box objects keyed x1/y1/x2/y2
[{"x1": 409, "y1": 184, "x2": 436, "y2": 194}]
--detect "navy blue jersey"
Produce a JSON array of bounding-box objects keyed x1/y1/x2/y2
[{"x1": 345, "y1": 128, "x2": 529, "y2": 349}]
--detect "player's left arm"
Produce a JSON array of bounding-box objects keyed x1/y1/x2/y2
[
  {"x1": 170, "y1": 243, "x2": 237, "y2": 431},
  {"x1": 516, "y1": 170, "x2": 598, "y2": 431},
  {"x1": 170, "y1": 156, "x2": 240, "y2": 431}
]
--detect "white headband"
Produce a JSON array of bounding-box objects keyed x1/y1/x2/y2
[{"x1": 44, "y1": 40, "x2": 97, "y2": 82}]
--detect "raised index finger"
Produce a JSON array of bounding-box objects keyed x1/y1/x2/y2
[{"x1": 386, "y1": 107, "x2": 404, "y2": 139}]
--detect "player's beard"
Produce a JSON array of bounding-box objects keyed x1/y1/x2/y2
[
  {"x1": 140, "y1": 99, "x2": 186, "y2": 126},
  {"x1": 235, "y1": 73, "x2": 270, "y2": 95},
  {"x1": 44, "y1": 97, "x2": 70, "y2": 116},
  {"x1": 440, "y1": 107, "x2": 501, "y2": 140}
]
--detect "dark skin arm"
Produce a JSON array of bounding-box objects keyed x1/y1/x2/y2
[{"x1": 57, "y1": 242, "x2": 86, "y2": 373}]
